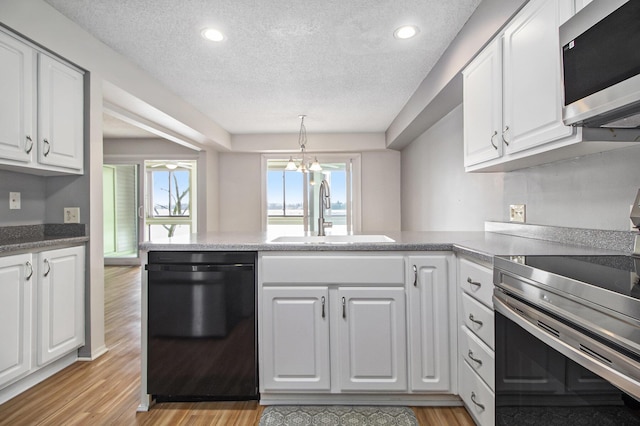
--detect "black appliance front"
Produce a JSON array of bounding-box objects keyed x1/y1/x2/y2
[
  {"x1": 146, "y1": 251, "x2": 258, "y2": 402},
  {"x1": 495, "y1": 310, "x2": 640, "y2": 425}
]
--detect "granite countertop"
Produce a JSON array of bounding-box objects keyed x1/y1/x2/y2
[
  {"x1": 139, "y1": 227, "x2": 628, "y2": 263},
  {"x1": 0, "y1": 224, "x2": 89, "y2": 255}
]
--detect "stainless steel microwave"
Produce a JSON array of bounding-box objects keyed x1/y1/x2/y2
[{"x1": 560, "y1": 0, "x2": 640, "y2": 128}]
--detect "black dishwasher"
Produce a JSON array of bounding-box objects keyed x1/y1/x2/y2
[{"x1": 146, "y1": 251, "x2": 258, "y2": 402}]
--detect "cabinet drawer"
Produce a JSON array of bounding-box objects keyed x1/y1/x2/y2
[
  {"x1": 460, "y1": 358, "x2": 495, "y2": 426},
  {"x1": 459, "y1": 258, "x2": 493, "y2": 308},
  {"x1": 460, "y1": 325, "x2": 495, "y2": 390},
  {"x1": 461, "y1": 292, "x2": 494, "y2": 349},
  {"x1": 261, "y1": 255, "x2": 405, "y2": 285}
]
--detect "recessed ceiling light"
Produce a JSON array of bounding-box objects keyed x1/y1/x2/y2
[
  {"x1": 394, "y1": 25, "x2": 419, "y2": 40},
  {"x1": 201, "y1": 28, "x2": 225, "y2": 42}
]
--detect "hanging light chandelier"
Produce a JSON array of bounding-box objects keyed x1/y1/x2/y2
[{"x1": 286, "y1": 115, "x2": 322, "y2": 173}]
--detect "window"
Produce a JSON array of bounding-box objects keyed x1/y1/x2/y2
[
  {"x1": 145, "y1": 161, "x2": 196, "y2": 239},
  {"x1": 265, "y1": 156, "x2": 360, "y2": 236}
]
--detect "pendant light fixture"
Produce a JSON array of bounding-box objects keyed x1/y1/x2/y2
[{"x1": 286, "y1": 115, "x2": 322, "y2": 173}]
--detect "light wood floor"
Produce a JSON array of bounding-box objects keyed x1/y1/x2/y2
[{"x1": 0, "y1": 266, "x2": 474, "y2": 425}]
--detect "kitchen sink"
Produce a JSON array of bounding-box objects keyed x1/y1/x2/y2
[{"x1": 269, "y1": 235, "x2": 395, "y2": 244}]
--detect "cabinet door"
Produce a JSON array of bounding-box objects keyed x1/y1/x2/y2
[
  {"x1": 261, "y1": 286, "x2": 330, "y2": 391},
  {"x1": 407, "y1": 255, "x2": 451, "y2": 392},
  {"x1": 0, "y1": 31, "x2": 35, "y2": 164},
  {"x1": 38, "y1": 55, "x2": 84, "y2": 172},
  {"x1": 37, "y1": 246, "x2": 85, "y2": 366},
  {"x1": 502, "y1": 0, "x2": 575, "y2": 154},
  {"x1": 337, "y1": 287, "x2": 407, "y2": 391},
  {"x1": 0, "y1": 254, "x2": 33, "y2": 388},
  {"x1": 463, "y1": 38, "x2": 503, "y2": 167}
]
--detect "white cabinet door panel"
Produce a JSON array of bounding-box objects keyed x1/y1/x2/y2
[
  {"x1": 37, "y1": 55, "x2": 83, "y2": 171},
  {"x1": 0, "y1": 32, "x2": 35, "y2": 163},
  {"x1": 502, "y1": 0, "x2": 575, "y2": 154},
  {"x1": 261, "y1": 286, "x2": 330, "y2": 391},
  {"x1": 463, "y1": 38, "x2": 503, "y2": 167},
  {"x1": 407, "y1": 255, "x2": 451, "y2": 392},
  {"x1": 0, "y1": 254, "x2": 33, "y2": 388},
  {"x1": 37, "y1": 246, "x2": 84, "y2": 366},
  {"x1": 337, "y1": 287, "x2": 406, "y2": 391}
]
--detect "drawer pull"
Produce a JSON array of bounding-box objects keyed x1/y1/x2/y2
[
  {"x1": 321, "y1": 296, "x2": 326, "y2": 318},
  {"x1": 468, "y1": 350, "x2": 483, "y2": 366},
  {"x1": 413, "y1": 264, "x2": 418, "y2": 287},
  {"x1": 467, "y1": 277, "x2": 481, "y2": 287},
  {"x1": 471, "y1": 392, "x2": 485, "y2": 410},
  {"x1": 468, "y1": 313, "x2": 483, "y2": 326}
]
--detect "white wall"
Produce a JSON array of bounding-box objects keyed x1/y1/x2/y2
[
  {"x1": 401, "y1": 104, "x2": 640, "y2": 232},
  {"x1": 361, "y1": 151, "x2": 402, "y2": 232},
  {"x1": 218, "y1": 153, "x2": 263, "y2": 232},
  {"x1": 401, "y1": 105, "x2": 503, "y2": 231},
  {"x1": 219, "y1": 151, "x2": 402, "y2": 232}
]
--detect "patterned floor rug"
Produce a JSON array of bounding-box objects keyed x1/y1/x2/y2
[{"x1": 259, "y1": 405, "x2": 419, "y2": 426}]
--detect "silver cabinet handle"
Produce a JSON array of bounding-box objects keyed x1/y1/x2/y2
[
  {"x1": 43, "y1": 259, "x2": 51, "y2": 277},
  {"x1": 25, "y1": 261, "x2": 33, "y2": 280},
  {"x1": 502, "y1": 125, "x2": 510, "y2": 145},
  {"x1": 321, "y1": 296, "x2": 326, "y2": 318},
  {"x1": 342, "y1": 297, "x2": 346, "y2": 319},
  {"x1": 471, "y1": 392, "x2": 485, "y2": 410},
  {"x1": 413, "y1": 264, "x2": 418, "y2": 287},
  {"x1": 138, "y1": 205, "x2": 144, "y2": 219},
  {"x1": 25, "y1": 135, "x2": 34, "y2": 154},
  {"x1": 43, "y1": 138, "x2": 51, "y2": 156},
  {"x1": 468, "y1": 313, "x2": 483, "y2": 326},
  {"x1": 490, "y1": 130, "x2": 498, "y2": 150},
  {"x1": 467, "y1": 277, "x2": 481, "y2": 287},
  {"x1": 468, "y1": 350, "x2": 483, "y2": 366}
]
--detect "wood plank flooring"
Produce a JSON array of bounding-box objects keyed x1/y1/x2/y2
[{"x1": 0, "y1": 266, "x2": 474, "y2": 425}]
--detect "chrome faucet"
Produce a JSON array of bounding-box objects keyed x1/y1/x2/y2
[{"x1": 318, "y1": 179, "x2": 332, "y2": 236}]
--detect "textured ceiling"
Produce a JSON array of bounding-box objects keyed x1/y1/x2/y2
[{"x1": 45, "y1": 0, "x2": 480, "y2": 134}]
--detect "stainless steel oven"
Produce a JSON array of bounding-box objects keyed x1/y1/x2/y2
[{"x1": 493, "y1": 255, "x2": 640, "y2": 425}]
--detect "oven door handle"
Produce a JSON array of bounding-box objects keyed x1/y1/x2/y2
[{"x1": 493, "y1": 292, "x2": 640, "y2": 401}]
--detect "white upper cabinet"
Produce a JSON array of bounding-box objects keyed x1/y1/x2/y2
[
  {"x1": 0, "y1": 30, "x2": 84, "y2": 175},
  {"x1": 501, "y1": 0, "x2": 575, "y2": 154},
  {"x1": 37, "y1": 55, "x2": 84, "y2": 171},
  {"x1": 463, "y1": 38, "x2": 503, "y2": 168},
  {"x1": 463, "y1": 0, "x2": 637, "y2": 172},
  {"x1": 0, "y1": 32, "x2": 35, "y2": 164}
]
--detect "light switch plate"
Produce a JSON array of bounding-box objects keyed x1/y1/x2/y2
[
  {"x1": 9, "y1": 192, "x2": 20, "y2": 210},
  {"x1": 509, "y1": 204, "x2": 526, "y2": 223},
  {"x1": 64, "y1": 207, "x2": 80, "y2": 223}
]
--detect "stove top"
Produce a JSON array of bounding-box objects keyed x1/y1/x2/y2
[
  {"x1": 518, "y1": 255, "x2": 640, "y2": 301},
  {"x1": 494, "y1": 255, "x2": 640, "y2": 321}
]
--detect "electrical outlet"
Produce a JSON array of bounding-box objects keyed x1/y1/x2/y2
[
  {"x1": 9, "y1": 192, "x2": 20, "y2": 210},
  {"x1": 509, "y1": 204, "x2": 526, "y2": 223},
  {"x1": 64, "y1": 207, "x2": 80, "y2": 223}
]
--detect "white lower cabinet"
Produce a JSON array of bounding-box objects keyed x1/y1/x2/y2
[
  {"x1": 457, "y1": 255, "x2": 495, "y2": 426},
  {"x1": 261, "y1": 286, "x2": 331, "y2": 391},
  {"x1": 0, "y1": 254, "x2": 33, "y2": 388},
  {"x1": 37, "y1": 246, "x2": 85, "y2": 366},
  {"x1": 337, "y1": 286, "x2": 406, "y2": 392},
  {"x1": 0, "y1": 246, "x2": 85, "y2": 398},
  {"x1": 407, "y1": 255, "x2": 453, "y2": 392},
  {"x1": 259, "y1": 252, "x2": 455, "y2": 401}
]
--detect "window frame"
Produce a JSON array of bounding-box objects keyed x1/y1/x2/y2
[{"x1": 261, "y1": 153, "x2": 361, "y2": 234}]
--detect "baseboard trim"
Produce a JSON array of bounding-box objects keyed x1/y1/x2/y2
[
  {"x1": 77, "y1": 345, "x2": 109, "y2": 361},
  {"x1": 259, "y1": 393, "x2": 463, "y2": 406}
]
